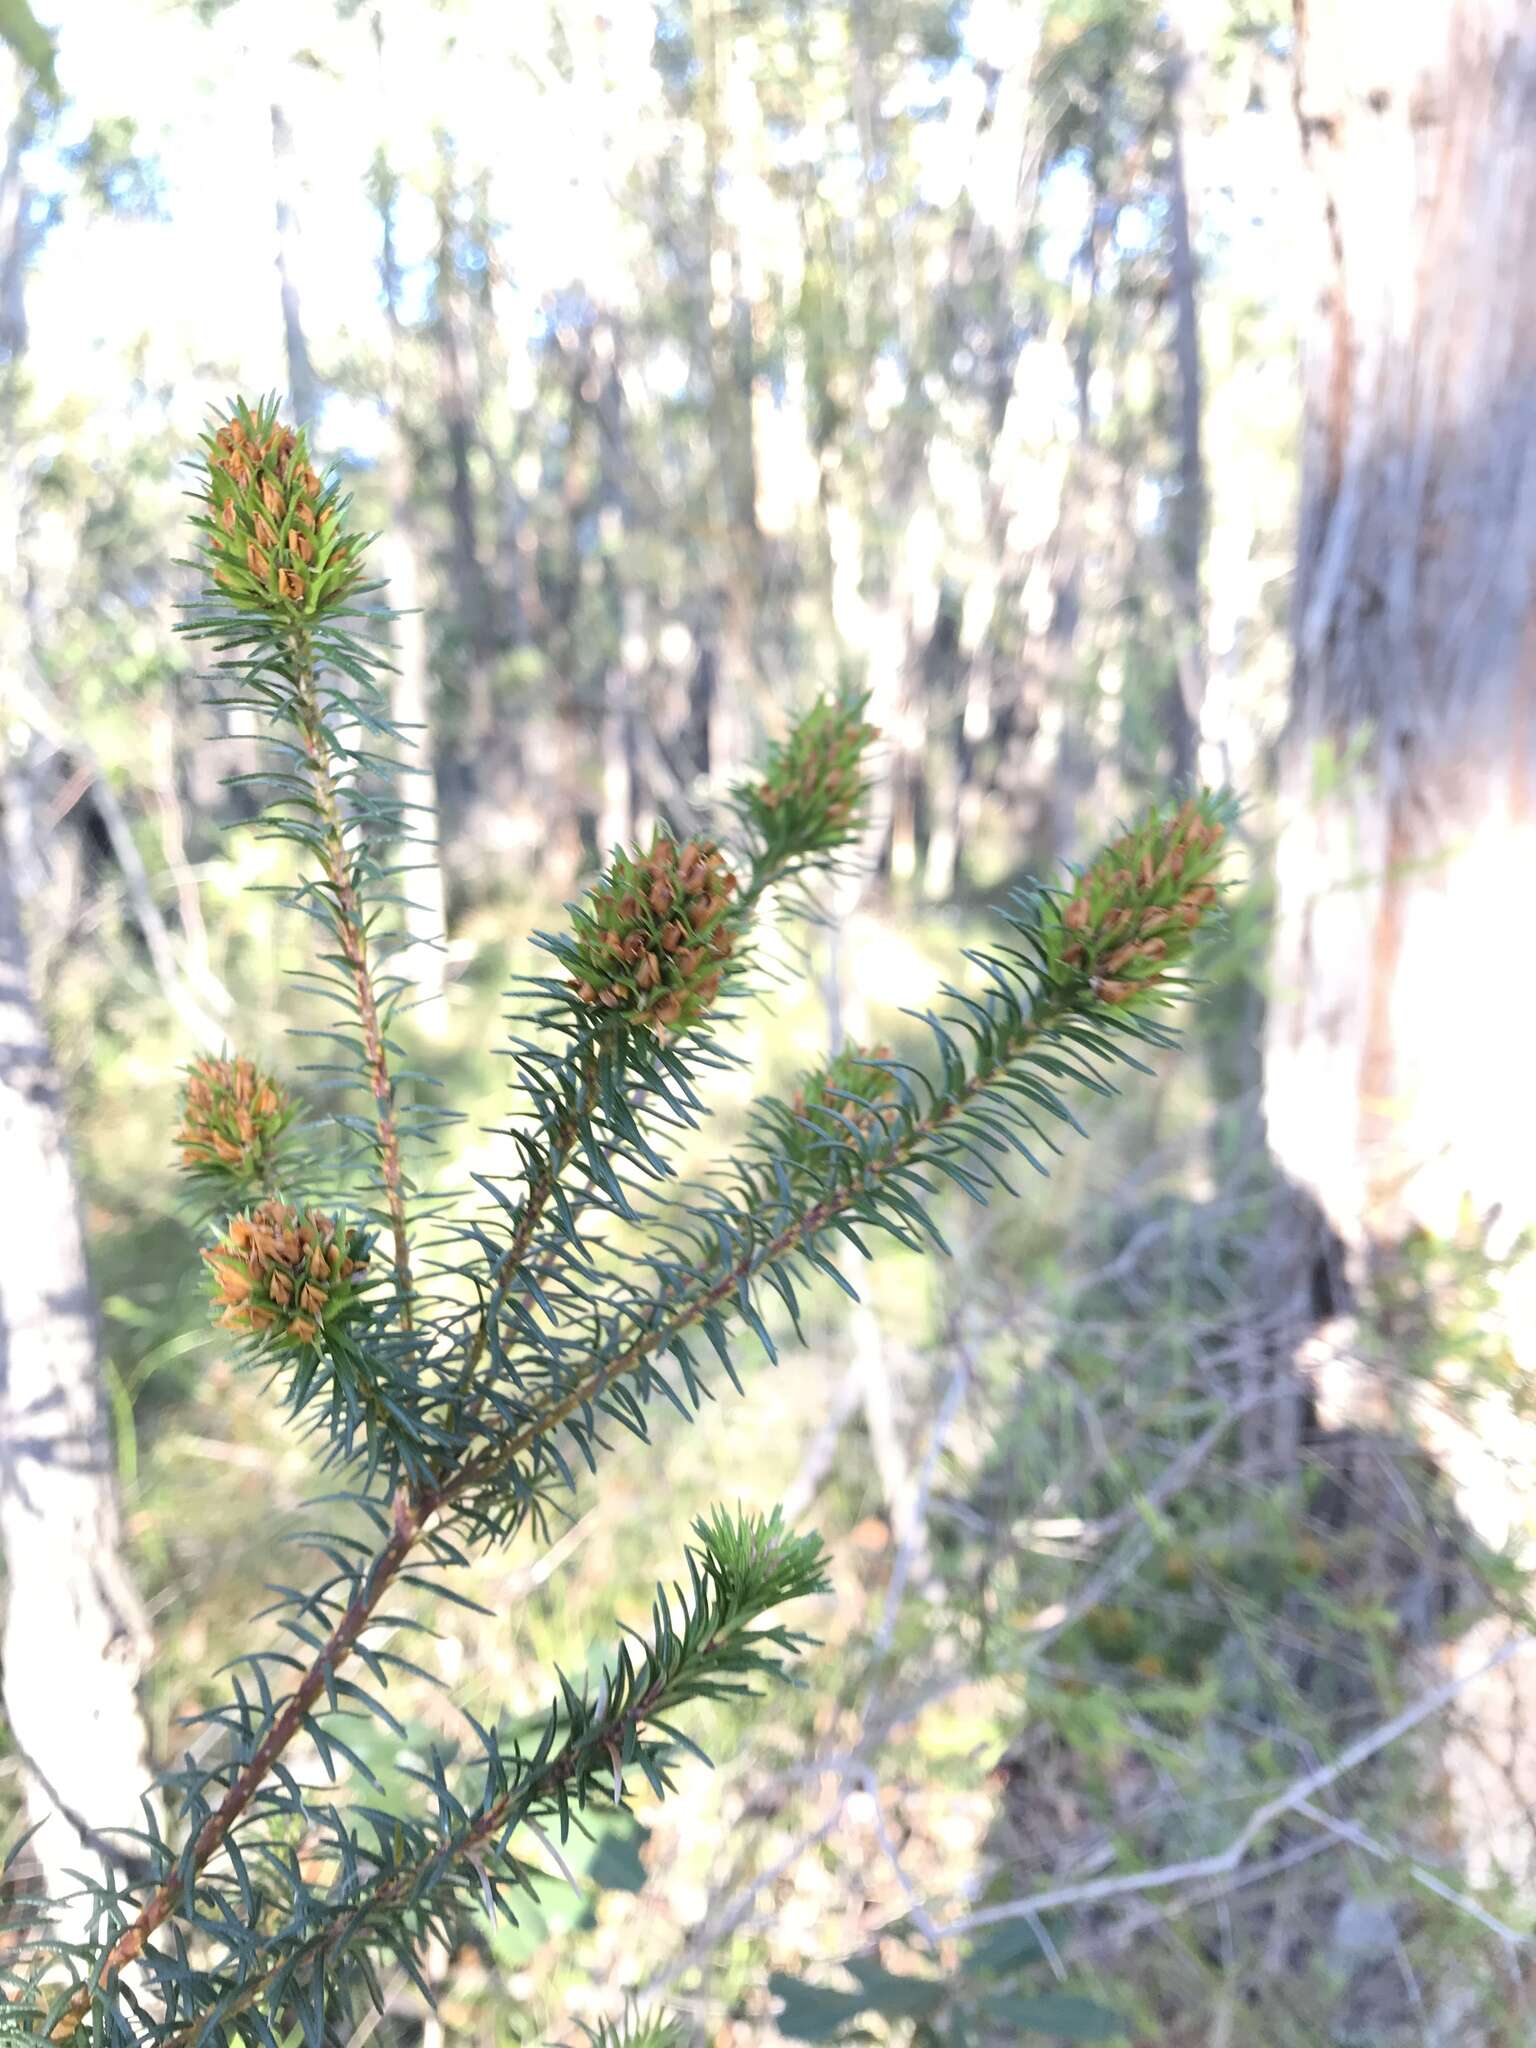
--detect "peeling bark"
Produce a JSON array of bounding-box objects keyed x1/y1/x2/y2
[
  {"x1": 1269, "y1": 0, "x2": 1536, "y2": 1253},
  {"x1": 0, "y1": 50, "x2": 154, "y2": 1918},
  {"x1": 0, "y1": 780, "x2": 155, "y2": 1929},
  {"x1": 1270, "y1": 0, "x2": 1536, "y2": 1893}
]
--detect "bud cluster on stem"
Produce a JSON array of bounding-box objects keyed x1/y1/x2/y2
[
  {"x1": 791, "y1": 1044, "x2": 899, "y2": 1146},
  {"x1": 176, "y1": 1055, "x2": 293, "y2": 1190},
  {"x1": 197, "y1": 398, "x2": 363, "y2": 617},
  {"x1": 564, "y1": 833, "x2": 741, "y2": 1036},
  {"x1": 202, "y1": 1199, "x2": 369, "y2": 1351},
  {"x1": 742, "y1": 690, "x2": 879, "y2": 858},
  {"x1": 1056, "y1": 795, "x2": 1227, "y2": 1006}
]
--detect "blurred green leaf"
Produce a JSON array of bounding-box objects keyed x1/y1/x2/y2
[
  {"x1": 588, "y1": 1820, "x2": 650, "y2": 1893},
  {"x1": 978, "y1": 1991, "x2": 1126, "y2": 2040},
  {"x1": 843, "y1": 1959, "x2": 945, "y2": 2017},
  {"x1": 768, "y1": 1975, "x2": 869, "y2": 2041},
  {"x1": 0, "y1": 0, "x2": 59, "y2": 98},
  {"x1": 770, "y1": 1962, "x2": 946, "y2": 2039},
  {"x1": 963, "y1": 1921, "x2": 1046, "y2": 1974}
]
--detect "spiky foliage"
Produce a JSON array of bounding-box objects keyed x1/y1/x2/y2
[
  {"x1": 791, "y1": 1042, "x2": 900, "y2": 1144},
  {"x1": 574, "y1": 2010, "x2": 685, "y2": 2048},
  {"x1": 2, "y1": 401, "x2": 1237, "y2": 2048},
  {"x1": 737, "y1": 689, "x2": 878, "y2": 866}
]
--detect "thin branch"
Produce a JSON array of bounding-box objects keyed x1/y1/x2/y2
[
  {"x1": 849, "y1": 1764, "x2": 942, "y2": 1945},
  {"x1": 67, "y1": 1020, "x2": 1063, "y2": 2018},
  {"x1": 873, "y1": 1338, "x2": 974, "y2": 1655},
  {"x1": 455, "y1": 1049, "x2": 601, "y2": 1400},
  {"x1": 1010, "y1": 1380, "x2": 1295, "y2": 1553},
  {"x1": 63, "y1": 1501, "x2": 428, "y2": 1999},
  {"x1": 454, "y1": 835, "x2": 810, "y2": 1401},
  {"x1": 10, "y1": 673, "x2": 232, "y2": 1048},
  {"x1": 1293, "y1": 1798, "x2": 1530, "y2": 1964},
  {"x1": 933, "y1": 1636, "x2": 1535, "y2": 1936},
  {"x1": 643, "y1": 1791, "x2": 852, "y2": 1998},
  {"x1": 780, "y1": 1358, "x2": 866, "y2": 1523},
  {"x1": 289, "y1": 633, "x2": 415, "y2": 1323},
  {"x1": 1074, "y1": 1836, "x2": 1339, "y2": 1960},
  {"x1": 441, "y1": 1017, "x2": 1071, "y2": 1513},
  {"x1": 150, "y1": 1649, "x2": 682, "y2": 2048}
]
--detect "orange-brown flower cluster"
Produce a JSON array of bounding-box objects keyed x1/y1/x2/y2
[
  {"x1": 744, "y1": 692, "x2": 877, "y2": 857},
  {"x1": 203, "y1": 1199, "x2": 368, "y2": 1351},
  {"x1": 1058, "y1": 797, "x2": 1227, "y2": 1005},
  {"x1": 176, "y1": 1055, "x2": 293, "y2": 1186},
  {"x1": 567, "y1": 833, "x2": 741, "y2": 1037},
  {"x1": 200, "y1": 400, "x2": 362, "y2": 615}
]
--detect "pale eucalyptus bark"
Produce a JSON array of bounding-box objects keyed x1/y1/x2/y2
[
  {"x1": 1162, "y1": 38, "x2": 1206, "y2": 784},
  {"x1": 1269, "y1": 0, "x2": 1536, "y2": 1895},
  {"x1": 0, "y1": 46, "x2": 154, "y2": 1922},
  {"x1": 378, "y1": 212, "x2": 450, "y2": 1024},
  {"x1": 695, "y1": 0, "x2": 762, "y2": 792},
  {"x1": 1268, "y1": 0, "x2": 1536, "y2": 1252},
  {"x1": 275, "y1": 71, "x2": 451, "y2": 1026},
  {"x1": 270, "y1": 103, "x2": 319, "y2": 432},
  {"x1": 0, "y1": 778, "x2": 155, "y2": 1926}
]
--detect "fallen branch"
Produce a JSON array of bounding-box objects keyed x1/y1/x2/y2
[{"x1": 934, "y1": 1636, "x2": 1535, "y2": 1935}]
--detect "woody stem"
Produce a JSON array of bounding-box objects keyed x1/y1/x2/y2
[
  {"x1": 61, "y1": 1012, "x2": 1061, "y2": 2028},
  {"x1": 288, "y1": 632, "x2": 414, "y2": 1328}
]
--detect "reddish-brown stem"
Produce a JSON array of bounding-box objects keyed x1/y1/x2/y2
[
  {"x1": 290, "y1": 636, "x2": 414, "y2": 1327},
  {"x1": 63, "y1": 1012, "x2": 1057, "y2": 2033},
  {"x1": 153, "y1": 1642, "x2": 682, "y2": 2048},
  {"x1": 62, "y1": 1495, "x2": 425, "y2": 1997}
]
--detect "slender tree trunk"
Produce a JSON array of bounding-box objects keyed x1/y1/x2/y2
[
  {"x1": 1270, "y1": 0, "x2": 1536, "y2": 1250},
  {"x1": 0, "y1": 80, "x2": 32, "y2": 361},
  {"x1": 377, "y1": 161, "x2": 450, "y2": 1023},
  {"x1": 592, "y1": 318, "x2": 646, "y2": 853},
  {"x1": 0, "y1": 773, "x2": 156, "y2": 1928},
  {"x1": 598, "y1": 598, "x2": 640, "y2": 858},
  {"x1": 278, "y1": 58, "x2": 452, "y2": 1024},
  {"x1": 11, "y1": 681, "x2": 226, "y2": 1050},
  {"x1": 270, "y1": 103, "x2": 318, "y2": 429},
  {"x1": 1162, "y1": 40, "x2": 1206, "y2": 783},
  {"x1": 0, "y1": 51, "x2": 154, "y2": 1923},
  {"x1": 695, "y1": 0, "x2": 760, "y2": 790},
  {"x1": 1041, "y1": 152, "x2": 1111, "y2": 862},
  {"x1": 358, "y1": 27, "x2": 453, "y2": 1018},
  {"x1": 1269, "y1": 0, "x2": 1536, "y2": 1893},
  {"x1": 380, "y1": 437, "x2": 450, "y2": 1025},
  {"x1": 433, "y1": 140, "x2": 499, "y2": 735}
]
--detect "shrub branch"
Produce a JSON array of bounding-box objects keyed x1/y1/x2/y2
[{"x1": 14, "y1": 400, "x2": 1235, "y2": 2048}]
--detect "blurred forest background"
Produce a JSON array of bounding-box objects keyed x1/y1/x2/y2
[{"x1": 4, "y1": 0, "x2": 1536, "y2": 2042}]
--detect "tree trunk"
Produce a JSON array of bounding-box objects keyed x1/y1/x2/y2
[
  {"x1": 0, "y1": 48, "x2": 155, "y2": 1924},
  {"x1": 378, "y1": 175, "x2": 450, "y2": 1024},
  {"x1": 433, "y1": 139, "x2": 499, "y2": 737},
  {"x1": 1269, "y1": 0, "x2": 1536, "y2": 1253},
  {"x1": 695, "y1": 0, "x2": 761, "y2": 791},
  {"x1": 380, "y1": 438, "x2": 450, "y2": 1027},
  {"x1": 362, "y1": 45, "x2": 450, "y2": 1023},
  {"x1": 271, "y1": 103, "x2": 319, "y2": 429},
  {"x1": 0, "y1": 60, "x2": 33, "y2": 360},
  {"x1": 0, "y1": 777, "x2": 156, "y2": 1928},
  {"x1": 1268, "y1": 0, "x2": 1536, "y2": 1891},
  {"x1": 1162, "y1": 38, "x2": 1206, "y2": 784}
]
